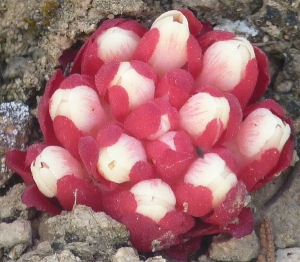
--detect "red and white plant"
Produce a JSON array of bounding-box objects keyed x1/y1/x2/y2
[{"x1": 6, "y1": 9, "x2": 293, "y2": 260}]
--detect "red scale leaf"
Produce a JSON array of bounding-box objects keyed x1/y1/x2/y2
[
  {"x1": 248, "y1": 45, "x2": 271, "y2": 104},
  {"x1": 102, "y1": 189, "x2": 137, "y2": 220},
  {"x1": 155, "y1": 69, "x2": 194, "y2": 110},
  {"x1": 250, "y1": 136, "x2": 294, "y2": 191},
  {"x1": 108, "y1": 85, "x2": 130, "y2": 122},
  {"x1": 120, "y1": 213, "x2": 181, "y2": 252},
  {"x1": 117, "y1": 20, "x2": 148, "y2": 37},
  {"x1": 78, "y1": 136, "x2": 99, "y2": 175},
  {"x1": 173, "y1": 183, "x2": 213, "y2": 217},
  {"x1": 129, "y1": 161, "x2": 156, "y2": 183},
  {"x1": 158, "y1": 210, "x2": 195, "y2": 235},
  {"x1": 166, "y1": 237, "x2": 202, "y2": 261},
  {"x1": 78, "y1": 142, "x2": 117, "y2": 191},
  {"x1": 38, "y1": 70, "x2": 64, "y2": 146},
  {"x1": 196, "y1": 119, "x2": 223, "y2": 152},
  {"x1": 210, "y1": 146, "x2": 239, "y2": 174},
  {"x1": 72, "y1": 18, "x2": 128, "y2": 75},
  {"x1": 202, "y1": 181, "x2": 247, "y2": 225},
  {"x1": 145, "y1": 139, "x2": 171, "y2": 161},
  {"x1": 25, "y1": 143, "x2": 48, "y2": 166},
  {"x1": 217, "y1": 93, "x2": 243, "y2": 145},
  {"x1": 6, "y1": 150, "x2": 33, "y2": 186},
  {"x1": 53, "y1": 116, "x2": 84, "y2": 161},
  {"x1": 133, "y1": 28, "x2": 160, "y2": 62},
  {"x1": 185, "y1": 207, "x2": 254, "y2": 239},
  {"x1": 173, "y1": 130, "x2": 195, "y2": 154},
  {"x1": 130, "y1": 60, "x2": 158, "y2": 83},
  {"x1": 79, "y1": 40, "x2": 103, "y2": 76},
  {"x1": 197, "y1": 30, "x2": 235, "y2": 53},
  {"x1": 22, "y1": 184, "x2": 62, "y2": 215},
  {"x1": 59, "y1": 73, "x2": 96, "y2": 90},
  {"x1": 179, "y1": 9, "x2": 203, "y2": 36},
  {"x1": 156, "y1": 149, "x2": 195, "y2": 184},
  {"x1": 124, "y1": 101, "x2": 161, "y2": 139},
  {"x1": 96, "y1": 123, "x2": 123, "y2": 147},
  {"x1": 56, "y1": 175, "x2": 103, "y2": 212},
  {"x1": 238, "y1": 148, "x2": 280, "y2": 192},
  {"x1": 95, "y1": 61, "x2": 121, "y2": 98},
  {"x1": 186, "y1": 35, "x2": 202, "y2": 78},
  {"x1": 230, "y1": 58, "x2": 259, "y2": 108}
]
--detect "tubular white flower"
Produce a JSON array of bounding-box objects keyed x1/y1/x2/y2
[
  {"x1": 109, "y1": 62, "x2": 156, "y2": 110},
  {"x1": 196, "y1": 37, "x2": 255, "y2": 91},
  {"x1": 179, "y1": 92, "x2": 230, "y2": 138},
  {"x1": 184, "y1": 154, "x2": 237, "y2": 207},
  {"x1": 130, "y1": 179, "x2": 176, "y2": 222},
  {"x1": 236, "y1": 108, "x2": 291, "y2": 158},
  {"x1": 97, "y1": 133, "x2": 147, "y2": 183},
  {"x1": 30, "y1": 146, "x2": 86, "y2": 198},
  {"x1": 96, "y1": 27, "x2": 141, "y2": 62},
  {"x1": 149, "y1": 10, "x2": 190, "y2": 77},
  {"x1": 49, "y1": 85, "x2": 107, "y2": 136}
]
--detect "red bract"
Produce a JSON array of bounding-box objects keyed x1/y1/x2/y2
[{"x1": 5, "y1": 9, "x2": 294, "y2": 259}]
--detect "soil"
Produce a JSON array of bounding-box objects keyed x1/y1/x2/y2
[{"x1": 1, "y1": 0, "x2": 300, "y2": 261}]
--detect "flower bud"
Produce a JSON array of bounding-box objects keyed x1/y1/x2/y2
[
  {"x1": 49, "y1": 76, "x2": 108, "y2": 137},
  {"x1": 227, "y1": 101, "x2": 292, "y2": 191},
  {"x1": 72, "y1": 19, "x2": 148, "y2": 75},
  {"x1": 236, "y1": 108, "x2": 290, "y2": 160},
  {"x1": 195, "y1": 36, "x2": 258, "y2": 108},
  {"x1": 96, "y1": 130, "x2": 148, "y2": 183},
  {"x1": 174, "y1": 151, "x2": 238, "y2": 217},
  {"x1": 95, "y1": 60, "x2": 157, "y2": 121},
  {"x1": 134, "y1": 10, "x2": 202, "y2": 77},
  {"x1": 130, "y1": 179, "x2": 176, "y2": 223},
  {"x1": 179, "y1": 87, "x2": 240, "y2": 151},
  {"x1": 48, "y1": 74, "x2": 110, "y2": 159},
  {"x1": 30, "y1": 146, "x2": 87, "y2": 198}
]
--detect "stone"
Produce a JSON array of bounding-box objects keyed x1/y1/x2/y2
[
  {"x1": 145, "y1": 256, "x2": 167, "y2": 262},
  {"x1": 0, "y1": 219, "x2": 32, "y2": 259},
  {"x1": 0, "y1": 183, "x2": 29, "y2": 222},
  {"x1": 276, "y1": 247, "x2": 300, "y2": 262},
  {"x1": 112, "y1": 247, "x2": 140, "y2": 262},
  {"x1": 0, "y1": 102, "x2": 35, "y2": 187},
  {"x1": 16, "y1": 241, "x2": 54, "y2": 262},
  {"x1": 209, "y1": 232, "x2": 260, "y2": 261},
  {"x1": 40, "y1": 249, "x2": 82, "y2": 262},
  {"x1": 38, "y1": 205, "x2": 130, "y2": 261}
]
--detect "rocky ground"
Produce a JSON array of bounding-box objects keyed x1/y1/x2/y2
[{"x1": 0, "y1": 0, "x2": 300, "y2": 261}]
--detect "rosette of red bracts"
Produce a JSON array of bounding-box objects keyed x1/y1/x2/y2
[{"x1": 6, "y1": 9, "x2": 293, "y2": 259}]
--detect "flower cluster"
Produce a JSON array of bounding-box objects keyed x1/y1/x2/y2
[{"x1": 6, "y1": 10, "x2": 294, "y2": 259}]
